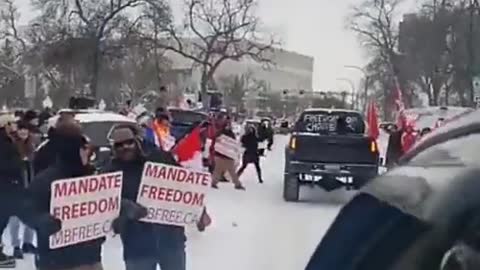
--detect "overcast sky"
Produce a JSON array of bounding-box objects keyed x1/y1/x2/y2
[{"x1": 14, "y1": 0, "x2": 416, "y2": 92}]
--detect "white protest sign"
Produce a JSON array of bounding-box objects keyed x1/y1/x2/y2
[
  {"x1": 137, "y1": 162, "x2": 211, "y2": 226},
  {"x1": 214, "y1": 135, "x2": 243, "y2": 160},
  {"x1": 49, "y1": 172, "x2": 123, "y2": 249}
]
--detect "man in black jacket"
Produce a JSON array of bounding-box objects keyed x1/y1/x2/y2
[
  {"x1": 21, "y1": 121, "x2": 104, "y2": 270},
  {"x1": 237, "y1": 126, "x2": 263, "y2": 183},
  {"x1": 0, "y1": 114, "x2": 23, "y2": 268},
  {"x1": 103, "y1": 126, "x2": 187, "y2": 270}
]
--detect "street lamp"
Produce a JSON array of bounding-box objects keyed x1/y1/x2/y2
[
  {"x1": 344, "y1": 65, "x2": 369, "y2": 111},
  {"x1": 336, "y1": 78, "x2": 355, "y2": 109}
]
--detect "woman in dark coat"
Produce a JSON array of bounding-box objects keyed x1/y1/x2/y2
[
  {"x1": 237, "y1": 126, "x2": 263, "y2": 183},
  {"x1": 386, "y1": 125, "x2": 404, "y2": 169}
]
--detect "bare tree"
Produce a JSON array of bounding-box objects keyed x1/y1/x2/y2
[
  {"x1": 0, "y1": 0, "x2": 26, "y2": 55},
  {"x1": 161, "y1": 0, "x2": 278, "y2": 107},
  {"x1": 31, "y1": 0, "x2": 146, "y2": 97},
  {"x1": 348, "y1": 0, "x2": 407, "y2": 110},
  {"x1": 137, "y1": 0, "x2": 173, "y2": 87}
]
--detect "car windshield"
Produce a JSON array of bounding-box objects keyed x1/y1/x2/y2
[
  {"x1": 169, "y1": 110, "x2": 207, "y2": 125},
  {"x1": 295, "y1": 111, "x2": 365, "y2": 134},
  {"x1": 81, "y1": 121, "x2": 135, "y2": 147}
]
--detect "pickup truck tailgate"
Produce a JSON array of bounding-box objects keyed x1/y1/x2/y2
[{"x1": 290, "y1": 134, "x2": 378, "y2": 164}]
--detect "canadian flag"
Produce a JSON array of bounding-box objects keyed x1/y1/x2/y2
[
  {"x1": 171, "y1": 124, "x2": 212, "y2": 230},
  {"x1": 366, "y1": 99, "x2": 380, "y2": 140},
  {"x1": 172, "y1": 126, "x2": 204, "y2": 169}
]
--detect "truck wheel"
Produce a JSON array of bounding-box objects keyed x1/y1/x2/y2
[{"x1": 283, "y1": 174, "x2": 299, "y2": 202}]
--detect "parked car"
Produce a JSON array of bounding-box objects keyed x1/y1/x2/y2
[
  {"x1": 48, "y1": 109, "x2": 138, "y2": 169},
  {"x1": 168, "y1": 108, "x2": 208, "y2": 141},
  {"x1": 305, "y1": 109, "x2": 480, "y2": 270}
]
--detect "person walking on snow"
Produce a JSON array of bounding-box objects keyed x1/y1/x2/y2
[
  {"x1": 103, "y1": 126, "x2": 187, "y2": 270},
  {"x1": 210, "y1": 121, "x2": 245, "y2": 190},
  {"x1": 20, "y1": 121, "x2": 104, "y2": 270},
  {"x1": 0, "y1": 114, "x2": 24, "y2": 268},
  {"x1": 237, "y1": 125, "x2": 263, "y2": 184},
  {"x1": 9, "y1": 121, "x2": 37, "y2": 259}
]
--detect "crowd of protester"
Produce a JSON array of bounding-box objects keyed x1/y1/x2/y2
[{"x1": 0, "y1": 102, "x2": 274, "y2": 270}]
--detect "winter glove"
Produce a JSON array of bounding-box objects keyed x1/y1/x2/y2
[
  {"x1": 34, "y1": 214, "x2": 62, "y2": 236},
  {"x1": 120, "y1": 199, "x2": 148, "y2": 220},
  {"x1": 112, "y1": 216, "x2": 127, "y2": 234},
  {"x1": 112, "y1": 200, "x2": 148, "y2": 234}
]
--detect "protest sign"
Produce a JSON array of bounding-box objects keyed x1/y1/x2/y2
[
  {"x1": 137, "y1": 162, "x2": 211, "y2": 226},
  {"x1": 49, "y1": 172, "x2": 123, "y2": 249},
  {"x1": 214, "y1": 135, "x2": 242, "y2": 160}
]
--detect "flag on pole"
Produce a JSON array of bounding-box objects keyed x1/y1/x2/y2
[{"x1": 366, "y1": 100, "x2": 380, "y2": 140}]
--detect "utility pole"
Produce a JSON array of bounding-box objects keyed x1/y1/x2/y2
[{"x1": 336, "y1": 78, "x2": 356, "y2": 110}]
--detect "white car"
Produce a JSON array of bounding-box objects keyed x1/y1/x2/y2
[{"x1": 47, "y1": 110, "x2": 138, "y2": 168}]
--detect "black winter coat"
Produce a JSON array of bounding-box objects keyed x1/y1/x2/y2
[
  {"x1": 386, "y1": 130, "x2": 404, "y2": 168},
  {"x1": 34, "y1": 128, "x2": 57, "y2": 174},
  {"x1": 241, "y1": 133, "x2": 260, "y2": 162},
  {"x1": 24, "y1": 160, "x2": 103, "y2": 270},
  {"x1": 0, "y1": 129, "x2": 24, "y2": 197},
  {"x1": 257, "y1": 126, "x2": 274, "y2": 148},
  {"x1": 102, "y1": 149, "x2": 186, "y2": 260}
]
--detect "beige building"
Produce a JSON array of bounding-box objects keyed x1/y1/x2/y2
[{"x1": 163, "y1": 45, "x2": 314, "y2": 94}]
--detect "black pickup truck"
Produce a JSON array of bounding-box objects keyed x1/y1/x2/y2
[{"x1": 283, "y1": 108, "x2": 379, "y2": 201}]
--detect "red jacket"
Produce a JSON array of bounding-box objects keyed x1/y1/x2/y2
[{"x1": 401, "y1": 132, "x2": 416, "y2": 153}]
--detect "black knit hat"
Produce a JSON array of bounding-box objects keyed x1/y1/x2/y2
[
  {"x1": 155, "y1": 107, "x2": 169, "y2": 121},
  {"x1": 23, "y1": 110, "x2": 38, "y2": 122},
  {"x1": 54, "y1": 121, "x2": 88, "y2": 174}
]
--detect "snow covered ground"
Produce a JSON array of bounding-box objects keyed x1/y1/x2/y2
[{"x1": 5, "y1": 135, "x2": 347, "y2": 270}]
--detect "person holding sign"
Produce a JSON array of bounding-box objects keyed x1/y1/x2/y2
[
  {"x1": 103, "y1": 126, "x2": 187, "y2": 270},
  {"x1": 20, "y1": 122, "x2": 106, "y2": 270},
  {"x1": 211, "y1": 121, "x2": 245, "y2": 190}
]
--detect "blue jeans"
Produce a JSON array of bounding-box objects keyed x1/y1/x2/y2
[
  {"x1": 125, "y1": 247, "x2": 186, "y2": 270},
  {"x1": 9, "y1": 216, "x2": 35, "y2": 247}
]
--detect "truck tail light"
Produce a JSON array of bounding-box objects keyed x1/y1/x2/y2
[
  {"x1": 370, "y1": 140, "x2": 378, "y2": 153},
  {"x1": 290, "y1": 137, "x2": 297, "y2": 150}
]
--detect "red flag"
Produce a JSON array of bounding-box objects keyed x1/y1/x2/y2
[
  {"x1": 367, "y1": 100, "x2": 380, "y2": 140},
  {"x1": 172, "y1": 126, "x2": 203, "y2": 162}
]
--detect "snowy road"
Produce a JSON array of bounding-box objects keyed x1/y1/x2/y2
[{"x1": 7, "y1": 135, "x2": 345, "y2": 270}]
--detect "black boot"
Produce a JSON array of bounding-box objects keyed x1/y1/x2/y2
[
  {"x1": 22, "y1": 243, "x2": 37, "y2": 254},
  {"x1": 0, "y1": 247, "x2": 15, "y2": 268},
  {"x1": 12, "y1": 247, "x2": 23, "y2": 260}
]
